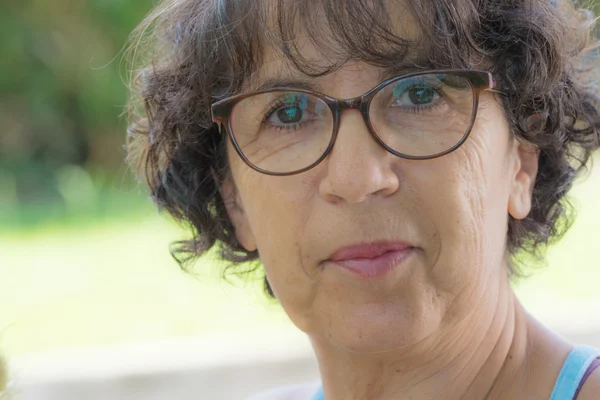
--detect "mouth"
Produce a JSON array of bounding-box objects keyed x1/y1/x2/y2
[{"x1": 327, "y1": 241, "x2": 415, "y2": 279}]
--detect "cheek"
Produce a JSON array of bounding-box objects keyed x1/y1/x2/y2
[
  {"x1": 233, "y1": 165, "x2": 319, "y2": 297},
  {"x1": 228, "y1": 142, "x2": 313, "y2": 239},
  {"x1": 242, "y1": 177, "x2": 324, "y2": 330},
  {"x1": 412, "y1": 115, "x2": 513, "y2": 293}
]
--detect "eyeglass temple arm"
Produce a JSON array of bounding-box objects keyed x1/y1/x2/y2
[
  {"x1": 485, "y1": 73, "x2": 507, "y2": 96},
  {"x1": 487, "y1": 88, "x2": 507, "y2": 96}
]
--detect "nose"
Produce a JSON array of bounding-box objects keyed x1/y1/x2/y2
[{"x1": 318, "y1": 110, "x2": 401, "y2": 204}]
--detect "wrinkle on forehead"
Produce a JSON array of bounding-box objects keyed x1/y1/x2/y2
[{"x1": 246, "y1": 53, "x2": 436, "y2": 94}]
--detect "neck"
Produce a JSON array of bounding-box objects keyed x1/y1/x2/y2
[{"x1": 309, "y1": 277, "x2": 533, "y2": 400}]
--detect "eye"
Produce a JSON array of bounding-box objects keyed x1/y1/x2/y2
[
  {"x1": 264, "y1": 93, "x2": 312, "y2": 126},
  {"x1": 392, "y1": 82, "x2": 440, "y2": 107},
  {"x1": 275, "y1": 105, "x2": 303, "y2": 124},
  {"x1": 408, "y1": 86, "x2": 437, "y2": 105}
]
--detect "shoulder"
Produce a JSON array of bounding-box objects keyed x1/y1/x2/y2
[
  {"x1": 246, "y1": 382, "x2": 321, "y2": 400},
  {"x1": 576, "y1": 366, "x2": 600, "y2": 400}
]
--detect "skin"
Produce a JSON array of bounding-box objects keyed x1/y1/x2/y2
[{"x1": 219, "y1": 27, "x2": 598, "y2": 400}]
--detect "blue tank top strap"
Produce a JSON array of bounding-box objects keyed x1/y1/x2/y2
[
  {"x1": 310, "y1": 385, "x2": 324, "y2": 400},
  {"x1": 549, "y1": 345, "x2": 600, "y2": 400}
]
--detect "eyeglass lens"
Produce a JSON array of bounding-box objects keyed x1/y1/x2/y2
[{"x1": 229, "y1": 73, "x2": 475, "y2": 174}]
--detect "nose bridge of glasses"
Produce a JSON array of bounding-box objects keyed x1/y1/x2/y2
[
  {"x1": 335, "y1": 95, "x2": 372, "y2": 126},
  {"x1": 337, "y1": 96, "x2": 365, "y2": 111},
  {"x1": 332, "y1": 94, "x2": 385, "y2": 154}
]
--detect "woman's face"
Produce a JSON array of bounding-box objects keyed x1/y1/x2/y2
[{"x1": 223, "y1": 57, "x2": 538, "y2": 353}]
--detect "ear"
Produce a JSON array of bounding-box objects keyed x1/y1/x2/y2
[
  {"x1": 219, "y1": 176, "x2": 257, "y2": 252},
  {"x1": 508, "y1": 138, "x2": 539, "y2": 220}
]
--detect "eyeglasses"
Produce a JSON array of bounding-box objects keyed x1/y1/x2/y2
[{"x1": 211, "y1": 69, "x2": 503, "y2": 176}]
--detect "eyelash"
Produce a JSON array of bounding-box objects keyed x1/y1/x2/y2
[
  {"x1": 262, "y1": 100, "x2": 311, "y2": 132},
  {"x1": 389, "y1": 85, "x2": 447, "y2": 114},
  {"x1": 396, "y1": 100, "x2": 446, "y2": 115}
]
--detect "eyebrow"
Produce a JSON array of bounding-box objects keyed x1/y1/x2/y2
[
  {"x1": 379, "y1": 57, "x2": 436, "y2": 81},
  {"x1": 249, "y1": 58, "x2": 434, "y2": 93},
  {"x1": 251, "y1": 77, "x2": 324, "y2": 92}
]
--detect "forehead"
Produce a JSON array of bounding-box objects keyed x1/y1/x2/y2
[{"x1": 245, "y1": 0, "x2": 427, "y2": 92}]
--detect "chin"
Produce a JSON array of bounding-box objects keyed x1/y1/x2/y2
[{"x1": 321, "y1": 304, "x2": 440, "y2": 354}]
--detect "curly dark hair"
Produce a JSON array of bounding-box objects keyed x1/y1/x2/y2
[{"x1": 126, "y1": 0, "x2": 600, "y2": 297}]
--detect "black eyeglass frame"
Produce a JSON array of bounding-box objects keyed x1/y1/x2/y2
[{"x1": 211, "y1": 69, "x2": 504, "y2": 176}]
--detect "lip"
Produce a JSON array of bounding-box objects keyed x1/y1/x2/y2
[{"x1": 327, "y1": 241, "x2": 414, "y2": 279}]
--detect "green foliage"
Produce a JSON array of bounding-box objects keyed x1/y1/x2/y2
[{"x1": 0, "y1": 1, "x2": 155, "y2": 227}]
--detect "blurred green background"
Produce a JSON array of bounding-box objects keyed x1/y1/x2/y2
[
  {"x1": 0, "y1": 0, "x2": 289, "y2": 359},
  {"x1": 0, "y1": 1, "x2": 153, "y2": 229},
  {"x1": 0, "y1": 1, "x2": 599, "y2": 359}
]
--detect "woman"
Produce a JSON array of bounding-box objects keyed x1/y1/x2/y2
[{"x1": 126, "y1": 0, "x2": 600, "y2": 398}]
